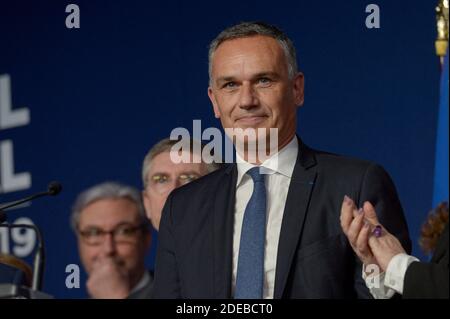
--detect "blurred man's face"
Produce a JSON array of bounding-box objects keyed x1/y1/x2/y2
[
  {"x1": 77, "y1": 198, "x2": 150, "y2": 283},
  {"x1": 142, "y1": 151, "x2": 209, "y2": 230},
  {"x1": 208, "y1": 35, "x2": 304, "y2": 152}
]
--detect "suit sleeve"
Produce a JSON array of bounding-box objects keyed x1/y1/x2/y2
[
  {"x1": 355, "y1": 163, "x2": 412, "y2": 298},
  {"x1": 403, "y1": 226, "x2": 449, "y2": 298},
  {"x1": 152, "y1": 194, "x2": 182, "y2": 298},
  {"x1": 358, "y1": 163, "x2": 412, "y2": 252},
  {"x1": 403, "y1": 260, "x2": 449, "y2": 298}
]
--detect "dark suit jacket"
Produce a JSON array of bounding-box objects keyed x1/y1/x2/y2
[
  {"x1": 403, "y1": 223, "x2": 449, "y2": 299},
  {"x1": 153, "y1": 139, "x2": 412, "y2": 298}
]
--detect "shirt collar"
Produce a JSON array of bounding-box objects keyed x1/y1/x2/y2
[
  {"x1": 236, "y1": 136, "x2": 299, "y2": 186},
  {"x1": 129, "y1": 271, "x2": 151, "y2": 295}
]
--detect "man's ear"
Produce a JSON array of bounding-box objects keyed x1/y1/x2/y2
[
  {"x1": 142, "y1": 190, "x2": 152, "y2": 222},
  {"x1": 293, "y1": 72, "x2": 305, "y2": 107},
  {"x1": 208, "y1": 87, "x2": 221, "y2": 119}
]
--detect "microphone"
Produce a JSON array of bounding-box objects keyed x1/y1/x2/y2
[
  {"x1": 0, "y1": 181, "x2": 62, "y2": 223},
  {"x1": 47, "y1": 181, "x2": 62, "y2": 196}
]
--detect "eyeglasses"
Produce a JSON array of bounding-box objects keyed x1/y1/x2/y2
[
  {"x1": 147, "y1": 173, "x2": 200, "y2": 194},
  {"x1": 78, "y1": 223, "x2": 145, "y2": 246}
]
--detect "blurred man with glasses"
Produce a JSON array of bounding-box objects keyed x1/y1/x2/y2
[
  {"x1": 141, "y1": 138, "x2": 220, "y2": 231},
  {"x1": 71, "y1": 182, "x2": 152, "y2": 299}
]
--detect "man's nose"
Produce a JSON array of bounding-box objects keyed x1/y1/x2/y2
[
  {"x1": 101, "y1": 233, "x2": 117, "y2": 255},
  {"x1": 167, "y1": 178, "x2": 180, "y2": 194},
  {"x1": 238, "y1": 82, "x2": 258, "y2": 110}
]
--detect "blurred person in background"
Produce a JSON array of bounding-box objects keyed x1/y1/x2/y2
[
  {"x1": 71, "y1": 182, "x2": 152, "y2": 299},
  {"x1": 141, "y1": 138, "x2": 220, "y2": 231}
]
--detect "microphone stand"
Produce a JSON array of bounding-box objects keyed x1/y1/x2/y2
[
  {"x1": 0, "y1": 181, "x2": 61, "y2": 294},
  {"x1": 0, "y1": 223, "x2": 45, "y2": 291}
]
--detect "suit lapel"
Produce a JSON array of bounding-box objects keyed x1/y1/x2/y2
[
  {"x1": 213, "y1": 164, "x2": 237, "y2": 298},
  {"x1": 273, "y1": 139, "x2": 317, "y2": 298}
]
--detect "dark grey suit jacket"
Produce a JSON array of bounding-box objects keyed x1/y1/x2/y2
[{"x1": 153, "y1": 138, "x2": 412, "y2": 298}]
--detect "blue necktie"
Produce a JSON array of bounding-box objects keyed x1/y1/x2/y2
[{"x1": 235, "y1": 167, "x2": 267, "y2": 299}]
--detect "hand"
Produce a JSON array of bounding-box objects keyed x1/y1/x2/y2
[
  {"x1": 340, "y1": 196, "x2": 378, "y2": 267},
  {"x1": 86, "y1": 256, "x2": 131, "y2": 299},
  {"x1": 363, "y1": 201, "x2": 406, "y2": 272}
]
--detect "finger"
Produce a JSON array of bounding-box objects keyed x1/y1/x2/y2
[
  {"x1": 91, "y1": 256, "x2": 105, "y2": 270},
  {"x1": 352, "y1": 205, "x2": 360, "y2": 218},
  {"x1": 356, "y1": 221, "x2": 372, "y2": 257},
  {"x1": 347, "y1": 208, "x2": 365, "y2": 245},
  {"x1": 343, "y1": 197, "x2": 360, "y2": 219},
  {"x1": 340, "y1": 195, "x2": 355, "y2": 234},
  {"x1": 362, "y1": 201, "x2": 380, "y2": 225},
  {"x1": 93, "y1": 255, "x2": 117, "y2": 272}
]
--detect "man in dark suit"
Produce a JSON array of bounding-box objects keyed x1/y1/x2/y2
[{"x1": 153, "y1": 21, "x2": 411, "y2": 299}]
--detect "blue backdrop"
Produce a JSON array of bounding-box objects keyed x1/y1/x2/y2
[{"x1": 0, "y1": 0, "x2": 444, "y2": 298}]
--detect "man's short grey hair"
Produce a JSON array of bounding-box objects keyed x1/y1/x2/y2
[
  {"x1": 141, "y1": 138, "x2": 221, "y2": 188},
  {"x1": 70, "y1": 182, "x2": 149, "y2": 232},
  {"x1": 208, "y1": 21, "x2": 298, "y2": 83}
]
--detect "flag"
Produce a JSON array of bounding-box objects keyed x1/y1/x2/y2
[{"x1": 432, "y1": 50, "x2": 449, "y2": 207}]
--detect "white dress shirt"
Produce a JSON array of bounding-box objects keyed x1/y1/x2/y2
[
  {"x1": 231, "y1": 136, "x2": 298, "y2": 299},
  {"x1": 363, "y1": 253, "x2": 419, "y2": 299}
]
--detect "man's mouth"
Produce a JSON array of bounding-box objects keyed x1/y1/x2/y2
[{"x1": 235, "y1": 115, "x2": 268, "y2": 126}]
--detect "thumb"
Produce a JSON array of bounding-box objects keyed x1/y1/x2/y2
[{"x1": 363, "y1": 201, "x2": 380, "y2": 225}]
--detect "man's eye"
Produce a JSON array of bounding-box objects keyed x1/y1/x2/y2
[
  {"x1": 152, "y1": 175, "x2": 168, "y2": 184},
  {"x1": 83, "y1": 228, "x2": 102, "y2": 237},
  {"x1": 180, "y1": 174, "x2": 199, "y2": 184},
  {"x1": 116, "y1": 227, "x2": 135, "y2": 236},
  {"x1": 258, "y1": 77, "x2": 272, "y2": 85},
  {"x1": 223, "y1": 82, "x2": 237, "y2": 89}
]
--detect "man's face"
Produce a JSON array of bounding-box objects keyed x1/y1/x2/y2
[
  {"x1": 208, "y1": 35, "x2": 304, "y2": 150},
  {"x1": 142, "y1": 151, "x2": 209, "y2": 230},
  {"x1": 77, "y1": 198, "x2": 150, "y2": 280}
]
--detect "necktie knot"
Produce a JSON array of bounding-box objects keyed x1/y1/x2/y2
[{"x1": 246, "y1": 167, "x2": 265, "y2": 183}]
